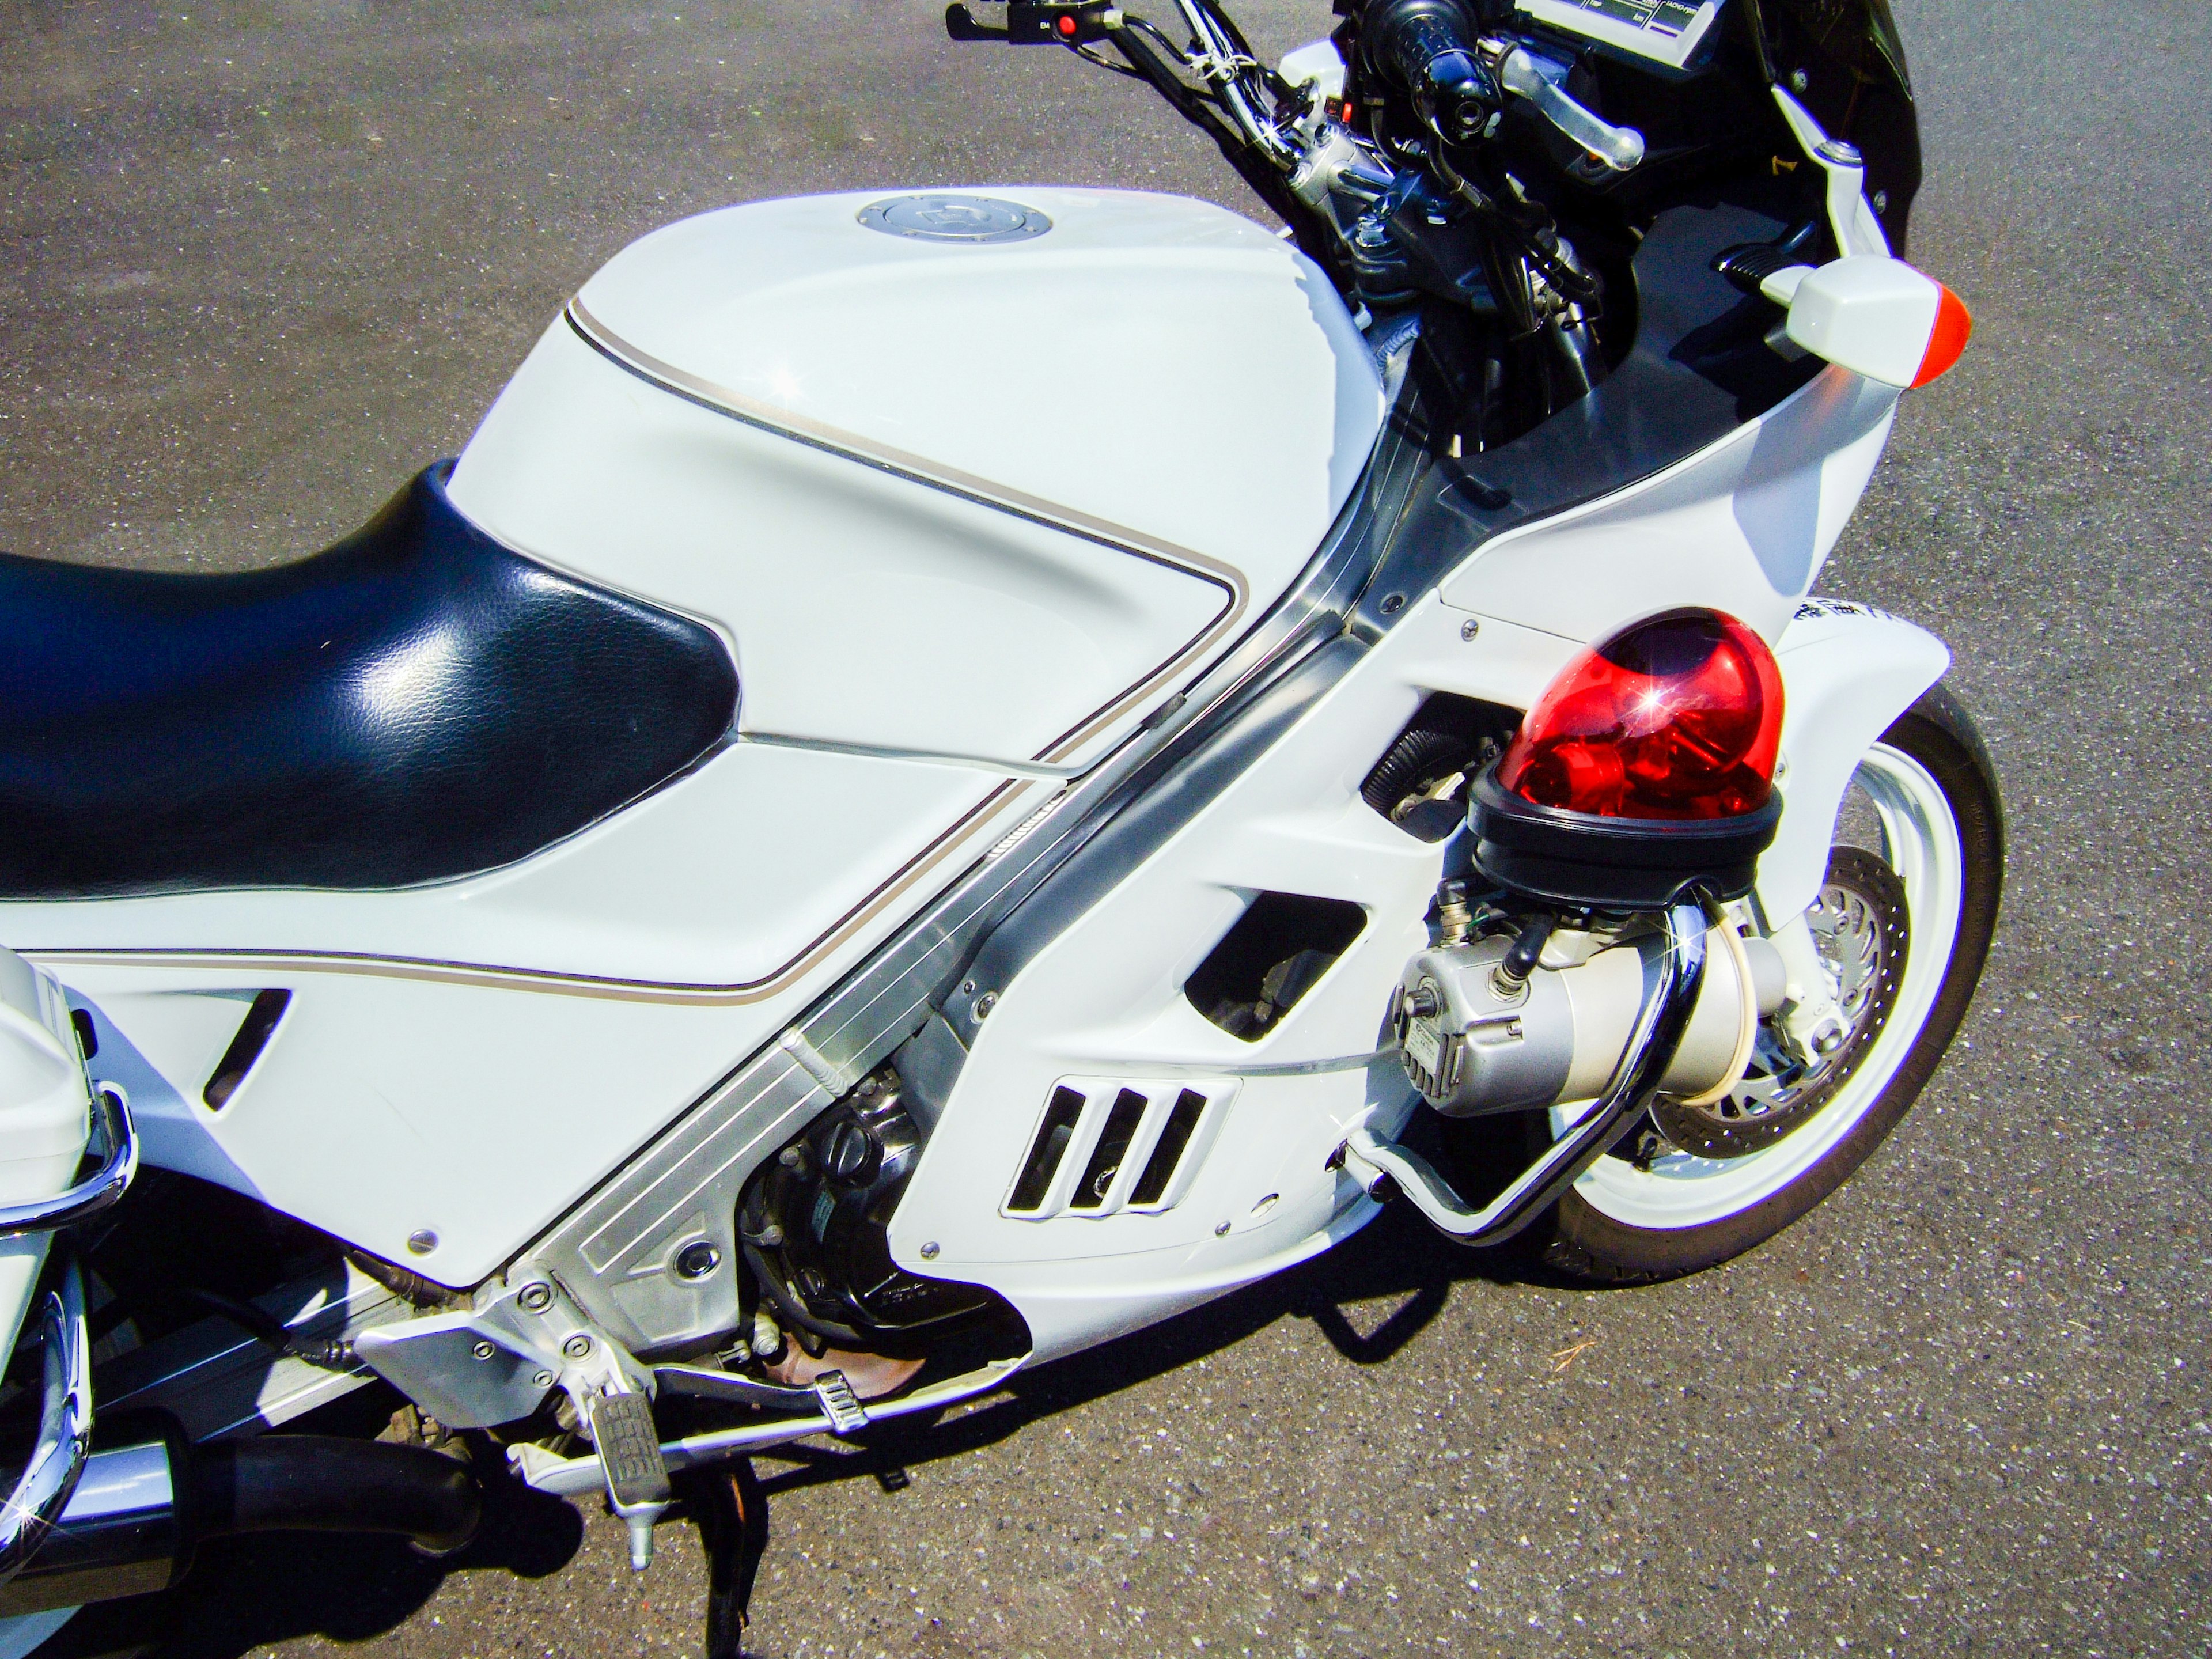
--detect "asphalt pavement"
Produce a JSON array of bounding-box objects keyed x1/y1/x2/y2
[{"x1": 3, "y1": 0, "x2": 2209, "y2": 1653}]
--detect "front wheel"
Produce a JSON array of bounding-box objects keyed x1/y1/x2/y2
[{"x1": 1536, "y1": 684, "x2": 2003, "y2": 1285}]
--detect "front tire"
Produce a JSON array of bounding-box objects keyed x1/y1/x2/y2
[{"x1": 1537, "y1": 684, "x2": 2003, "y2": 1284}]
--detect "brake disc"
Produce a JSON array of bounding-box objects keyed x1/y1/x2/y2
[{"x1": 1649, "y1": 846, "x2": 1911, "y2": 1160}]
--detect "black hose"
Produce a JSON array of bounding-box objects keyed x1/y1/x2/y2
[
  {"x1": 179, "y1": 1287, "x2": 356, "y2": 1369},
  {"x1": 192, "y1": 1436, "x2": 482, "y2": 1557},
  {"x1": 1361, "y1": 726, "x2": 1471, "y2": 816},
  {"x1": 1494, "y1": 911, "x2": 1554, "y2": 990}
]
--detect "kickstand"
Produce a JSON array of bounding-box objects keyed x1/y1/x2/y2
[{"x1": 689, "y1": 1457, "x2": 770, "y2": 1659}]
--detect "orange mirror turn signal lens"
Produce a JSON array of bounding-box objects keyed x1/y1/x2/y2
[{"x1": 1911, "y1": 283, "x2": 1973, "y2": 388}]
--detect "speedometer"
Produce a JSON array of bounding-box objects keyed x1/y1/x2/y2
[{"x1": 1517, "y1": 0, "x2": 1724, "y2": 69}]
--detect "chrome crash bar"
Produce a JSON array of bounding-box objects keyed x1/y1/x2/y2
[
  {"x1": 0, "y1": 1253, "x2": 93, "y2": 1588},
  {"x1": 0, "y1": 1088, "x2": 145, "y2": 1588},
  {"x1": 0, "y1": 1087, "x2": 138, "y2": 1240},
  {"x1": 1342, "y1": 896, "x2": 1711, "y2": 1245}
]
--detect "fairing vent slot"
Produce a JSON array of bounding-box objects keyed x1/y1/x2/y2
[
  {"x1": 1068, "y1": 1089, "x2": 1148, "y2": 1211},
  {"x1": 1007, "y1": 1085, "x2": 1086, "y2": 1213},
  {"x1": 1002, "y1": 1078, "x2": 1235, "y2": 1219},
  {"x1": 1185, "y1": 892, "x2": 1366, "y2": 1041},
  {"x1": 1128, "y1": 1089, "x2": 1207, "y2": 1206},
  {"x1": 202, "y1": 989, "x2": 292, "y2": 1111}
]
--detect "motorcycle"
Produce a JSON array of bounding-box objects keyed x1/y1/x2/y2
[{"x1": 0, "y1": 0, "x2": 1997, "y2": 1646}]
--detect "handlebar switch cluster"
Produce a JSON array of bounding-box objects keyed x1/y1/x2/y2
[
  {"x1": 1009, "y1": 1, "x2": 1115, "y2": 43},
  {"x1": 945, "y1": 0, "x2": 1116, "y2": 44}
]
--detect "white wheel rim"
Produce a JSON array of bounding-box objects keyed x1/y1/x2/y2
[{"x1": 1561, "y1": 743, "x2": 1965, "y2": 1231}]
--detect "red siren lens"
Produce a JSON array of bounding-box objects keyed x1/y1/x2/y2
[{"x1": 1497, "y1": 611, "x2": 1784, "y2": 820}]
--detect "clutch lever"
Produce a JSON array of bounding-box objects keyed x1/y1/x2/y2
[
  {"x1": 945, "y1": 3, "x2": 1010, "y2": 40},
  {"x1": 1493, "y1": 44, "x2": 1645, "y2": 173}
]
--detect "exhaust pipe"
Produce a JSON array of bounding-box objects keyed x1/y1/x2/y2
[{"x1": 0, "y1": 1433, "x2": 481, "y2": 1616}]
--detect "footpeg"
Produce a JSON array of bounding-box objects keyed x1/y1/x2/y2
[
  {"x1": 588, "y1": 1391, "x2": 672, "y2": 1569},
  {"x1": 811, "y1": 1369, "x2": 868, "y2": 1434}
]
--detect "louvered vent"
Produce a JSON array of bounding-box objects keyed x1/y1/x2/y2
[{"x1": 1002, "y1": 1077, "x2": 1234, "y2": 1219}]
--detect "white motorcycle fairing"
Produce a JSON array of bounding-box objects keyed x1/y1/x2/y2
[
  {"x1": 0, "y1": 189, "x2": 1388, "y2": 1286},
  {"x1": 453, "y1": 187, "x2": 1388, "y2": 767},
  {"x1": 9, "y1": 186, "x2": 1936, "y2": 1377},
  {"x1": 881, "y1": 381, "x2": 1938, "y2": 1366}
]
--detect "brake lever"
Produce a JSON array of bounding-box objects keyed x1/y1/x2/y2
[{"x1": 1494, "y1": 45, "x2": 1644, "y2": 173}]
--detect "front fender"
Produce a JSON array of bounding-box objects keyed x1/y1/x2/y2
[{"x1": 1756, "y1": 599, "x2": 1949, "y2": 924}]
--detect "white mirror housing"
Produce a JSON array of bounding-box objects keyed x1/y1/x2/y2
[
  {"x1": 1278, "y1": 38, "x2": 1346, "y2": 103},
  {"x1": 1762, "y1": 255, "x2": 1973, "y2": 389}
]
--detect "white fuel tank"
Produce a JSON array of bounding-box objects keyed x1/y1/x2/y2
[{"x1": 449, "y1": 188, "x2": 1385, "y2": 768}]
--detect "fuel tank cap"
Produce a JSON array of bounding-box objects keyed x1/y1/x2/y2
[{"x1": 856, "y1": 194, "x2": 1052, "y2": 244}]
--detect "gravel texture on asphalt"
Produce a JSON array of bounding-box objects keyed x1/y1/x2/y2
[{"x1": 2, "y1": 0, "x2": 2208, "y2": 1653}]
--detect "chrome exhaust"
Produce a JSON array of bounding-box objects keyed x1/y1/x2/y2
[
  {"x1": 0, "y1": 1433, "x2": 482, "y2": 1616},
  {"x1": 0, "y1": 1440, "x2": 181, "y2": 1615}
]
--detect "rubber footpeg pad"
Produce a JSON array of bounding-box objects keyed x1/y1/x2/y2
[{"x1": 589, "y1": 1392, "x2": 672, "y2": 1509}]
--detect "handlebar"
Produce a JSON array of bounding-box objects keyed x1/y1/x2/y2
[
  {"x1": 1361, "y1": 0, "x2": 1642, "y2": 173},
  {"x1": 1366, "y1": 0, "x2": 1499, "y2": 146}
]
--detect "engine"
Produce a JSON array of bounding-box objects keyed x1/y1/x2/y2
[
  {"x1": 738, "y1": 1068, "x2": 994, "y2": 1357},
  {"x1": 1393, "y1": 897, "x2": 1786, "y2": 1118}
]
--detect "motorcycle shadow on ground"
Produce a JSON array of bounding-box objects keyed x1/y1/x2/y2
[{"x1": 32, "y1": 1123, "x2": 1548, "y2": 1658}]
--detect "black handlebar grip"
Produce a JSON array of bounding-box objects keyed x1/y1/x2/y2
[
  {"x1": 945, "y1": 3, "x2": 1010, "y2": 41},
  {"x1": 1364, "y1": 0, "x2": 1499, "y2": 145}
]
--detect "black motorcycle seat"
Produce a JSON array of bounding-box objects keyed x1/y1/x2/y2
[{"x1": 0, "y1": 463, "x2": 738, "y2": 899}]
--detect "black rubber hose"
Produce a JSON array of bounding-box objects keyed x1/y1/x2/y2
[
  {"x1": 1495, "y1": 911, "x2": 1554, "y2": 988},
  {"x1": 1361, "y1": 727, "x2": 1470, "y2": 816},
  {"x1": 191, "y1": 1436, "x2": 481, "y2": 1557},
  {"x1": 178, "y1": 1287, "x2": 356, "y2": 1369}
]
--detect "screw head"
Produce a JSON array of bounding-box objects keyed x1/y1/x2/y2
[
  {"x1": 1790, "y1": 67, "x2": 1809, "y2": 91},
  {"x1": 562, "y1": 1333, "x2": 593, "y2": 1360},
  {"x1": 533, "y1": 1369, "x2": 556, "y2": 1389},
  {"x1": 1460, "y1": 617, "x2": 1481, "y2": 642},
  {"x1": 971, "y1": 991, "x2": 997, "y2": 1021},
  {"x1": 919, "y1": 1241, "x2": 940, "y2": 1261},
  {"x1": 406, "y1": 1229, "x2": 438, "y2": 1256},
  {"x1": 674, "y1": 1240, "x2": 721, "y2": 1281},
  {"x1": 1378, "y1": 592, "x2": 1406, "y2": 616},
  {"x1": 1214, "y1": 1220, "x2": 1232, "y2": 1237},
  {"x1": 517, "y1": 1281, "x2": 554, "y2": 1313},
  {"x1": 471, "y1": 1339, "x2": 497, "y2": 1361}
]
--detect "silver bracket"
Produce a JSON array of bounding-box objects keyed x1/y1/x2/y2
[{"x1": 353, "y1": 1313, "x2": 555, "y2": 1431}]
